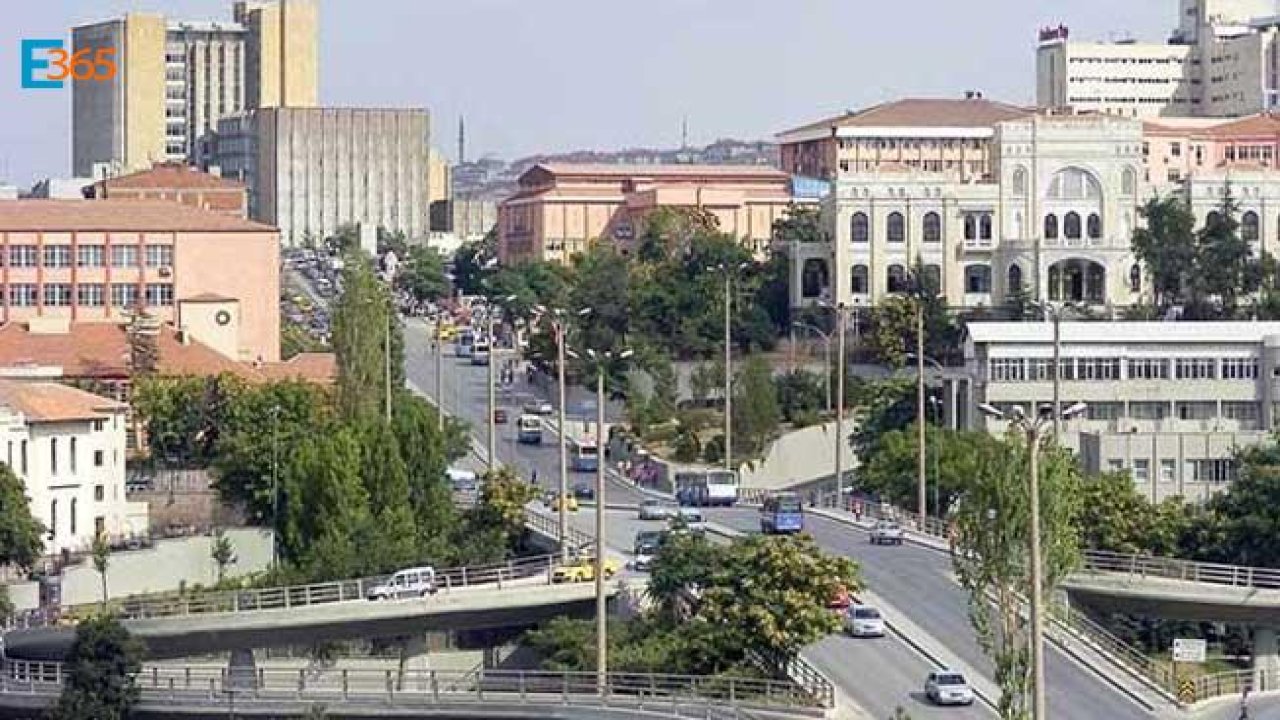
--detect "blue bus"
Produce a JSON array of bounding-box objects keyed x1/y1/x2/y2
[{"x1": 760, "y1": 492, "x2": 804, "y2": 534}]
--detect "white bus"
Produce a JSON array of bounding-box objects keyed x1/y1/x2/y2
[
  {"x1": 675, "y1": 469, "x2": 740, "y2": 507},
  {"x1": 471, "y1": 338, "x2": 491, "y2": 366},
  {"x1": 570, "y1": 436, "x2": 599, "y2": 472}
]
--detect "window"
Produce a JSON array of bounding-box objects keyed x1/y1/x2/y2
[
  {"x1": 1047, "y1": 168, "x2": 1101, "y2": 200},
  {"x1": 1160, "y1": 460, "x2": 1176, "y2": 484},
  {"x1": 1222, "y1": 358, "x2": 1259, "y2": 379},
  {"x1": 965, "y1": 265, "x2": 991, "y2": 293},
  {"x1": 1175, "y1": 358, "x2": 1217, "y2": 380},
  {"x1": 979, "y1": 214, "x2": 992, "y2": 240},
  {"x1": 43, "y1": 284, "x2": 72, "y2": 307},
  {"x1": 42, "y1": 246, "x2": 71, "y2": 268},
  {"x1": 1008, "y1": 264, "x2": 1023, "y2": 294},
  {"x1": 1224, "y1": 401, "x2": 1260, "y2": 424},
  {"x1": 1044, "y1": 214, "x2": 1058, "y2": 239},
  {"x1": 1127, "y1": 358, "x2": 1169, "y2": 380},
  {"x1": 989, "y1": 358, "x2": 1026, "y2": 382},
  {"x1": 1087, "y1": 213, "x2": 1102, "y2": 239},
  {"x1": 76, "y1": 245, "x2": 104, "y2": 268},
  {"x1": 851, "y1": 213, "x2": 869, "y2": 243},
  {"x1": 1121, "y1": 168, "x2": 1137, "y2": 195},
  {"x1": 923, "y1": 264, "x2": 941, "y2": 293},
  {"x1": 1078, "y1": 358, "x2": 1121, "y2": 381},
  {"x1": 9, "y1": 284, "x2": 37, "y2": 307},
  {"x1": 1244, "y1": 211, "x2": 1260, "y2": 241},
  {"x1": 110, "y1": 245, "x2": 138, "y2": 268},
  {"x1": 145, "y1": 244, "x2": 173, "y2": 267},
  {"x1": 111, "y1": 283, "x2": 139, "y2": 308},
  {"x1": 1192, "y1": 459, "x2": 1237, "y2": 483},
  {"x1": 94, "y1": 450, "x2": 104, "y2": 468},
  {"x1": 20, "y1": 440, "x2": 27, "y2": 474},
  {"x1": 77, "y1": 284, "x2": 105, "y2": 307},
  {"x1": 145, "y1": 283, "x2": 174, "y2": 306},
  {"x1": 70, "y1": 498, "x2": 77, "y2": 536},
  {"x1": 1176, "y1": 402, "x2": 1216, "y2": 420},
  {"x1": 70, "y1": 437, "x2": 76, "y2": 474},
  {"x1": 887, "y1": 212, "x2": 905, "y2": 243},
  {"x1": 50, "y1": 437, "x2": 57, "y2": 475},
  {"x1": 1130, "y1": 402, "x2": 1168, "y2": 420},
  {"x1": 1086, "y1": 402, "x2": 1123, "y2": 420},
  {"x1": 1108, "y1": 459, "x2": 1125, "y2": 473},
  {"x1": 1012, "y1": 168, "x2": 1028, "y2": 196},
  {"x1": 49, "y1": 499, "x2": 57, "y2": 539},
  {"x1": 95, "y1": 485, "x2": 104, "y2": 501},
  {"x1": 1132, "y1": 459, "x2": 1150, "y2": 484},
  {"x1": 1171, "y1": 142, "x2": 1182, "y2": 157},
  {"x1": 1129, "y1": 264, "x2": 1141, "y2": 293},
  {"x1": 923, "y1": 212, "x2": 941, "y2": 242},
  {"x1": 9, "y1": 245, "x2": 37, "y2": 267},
  {"x1": 851, "y1": 265, "x2": 869, "y2": 294},
  {"x1": 964, "y1": 214, "x2": 977, "y2": 240},
  {"x1": 1064, "y1": 212, "x2": 1082, "y2": 239},
  {"x1": 887, "y1": 264, "x2": 908, "y2": 293}
]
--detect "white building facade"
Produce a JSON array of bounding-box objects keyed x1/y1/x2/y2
[
  {"x1": 0, "y1": 381, "x2": 145, "y2": 555},
  {"x1": 963, "y1": 321, "x2": 1280, "y2": 502}
]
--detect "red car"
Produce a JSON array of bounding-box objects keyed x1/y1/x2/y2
[
  {"x1": 493, "y1": 408, "x2": 509, "y2": 424},
  {"x1": 828, "y1": 585, "x2": 852, "y2": 611}
]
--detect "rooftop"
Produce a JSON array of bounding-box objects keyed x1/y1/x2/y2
[
  {"x1": 96, "y1": 163, "x2": 246, "y2": 191},
  {"x1": 0, "y1": 200, "x2": 274, "y2": 232},
  {"x1": 777, "y1": 97, "x2": 1033, "y2": 139},
  {"x1": 530, "y1": 163, "x2": 789, "y2": 180},
  {"x1": 0, "y1": 379, "x2": 125, "y2": 423},
  {"x1": 967, "y1": 321, "x2": 1280, "y2": 345},
  {"x1": 257, "y1": 352, "x2": 337, "y2": 384}
]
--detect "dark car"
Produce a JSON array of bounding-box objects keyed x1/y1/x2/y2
[
  {"x1": 572, "y1": 482, "x2": 595, "y2": 500},
  {"x1": 493, "y1": 408, "x2": 509, "y2": 424}
]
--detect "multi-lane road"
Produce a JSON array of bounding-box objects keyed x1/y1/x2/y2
[{"x1": 401, "y1": 319, "x2": 1155, "y2": 720}]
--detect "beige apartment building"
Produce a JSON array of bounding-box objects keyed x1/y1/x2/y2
[
  {"x1": 0, "y1": 200, "x2": 280, "y2": 363},
  {"x1": 72, "y1": 0, "x2": 316, "y2": 177},
  {"x1": 214, "y1": 107, "x2": 432, "y2": 246},
  {"x1": 497, "y1": 163, "x2": 800, "y2": 264}
]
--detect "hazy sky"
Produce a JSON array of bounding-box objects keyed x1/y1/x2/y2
[{"x1": 2, "y1": 0, "x2": 1172, "y2": 185}]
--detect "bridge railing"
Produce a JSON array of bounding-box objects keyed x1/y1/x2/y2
[
  {"x1": 0, "y1": 660, "x2": 826, "y2": 715},
  {"x1": 1077, "y1": 550, "x2": 1280, "y2": 590}
]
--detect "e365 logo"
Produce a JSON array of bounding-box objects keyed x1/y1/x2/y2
[{"x1": 21, "y1": 39, "x2": 116, "y2": 89}]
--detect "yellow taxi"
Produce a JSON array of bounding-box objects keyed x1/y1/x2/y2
[
  {"x1": 552, "y1": 556, "x2": 620, "y2": 583},
  {"x1": 548, "y1": 493, "x2": 579, "y2": 513},
  {"x1": 437, "y1": 323, "x2": 458, "y2": 341}
]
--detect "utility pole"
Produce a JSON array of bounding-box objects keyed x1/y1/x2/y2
[
  {"x1": 270, "y1": 406, "x2": 280, "y2": 572},
  {"x1": 435, "y1": 320, "x2": 444, "y2": 431},
  {"x1": 556, "y1": 320, "x2": 570, "y2": 561},
  {"x1": 723, "y1": 271, "x2": 733, "y2": 472},
  {"x1": 1052, "y1": 306, "x2": 1062, "y2": 443},
  {"x1": 1028, "y1": 423, "x2": 1046, "y2": 720},
  {"x1": 916, "y1": 300, "x2": 927, "y2": 529},
  {"x1": 594, "y1": 365, "x2": 607, "y2": 693},
  {"x1": 487, "y1": 312, "x2": 498, "y2": 468},
  {"x1": 384, "y1": 310, "x2": 392, "y2": 422},
  {"x1": 834, "y1": 304, "x2": 846, "y2": 505}
]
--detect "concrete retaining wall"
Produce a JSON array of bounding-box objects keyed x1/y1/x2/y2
[{"x1": 738, "y1": 421, "x2": 858, "y2": 491}]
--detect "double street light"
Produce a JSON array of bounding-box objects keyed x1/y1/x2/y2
[
  {"x1": 818, "y1": 299, "x2": 858, "y2": 505},
  {"x1": 906, "y1": 351, "x2": 944, "y2": 528},
  {"x1": 708, "y1": 262, "x2": 749, "y2": 472}
]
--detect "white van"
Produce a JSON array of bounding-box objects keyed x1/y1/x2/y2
[
  {"x1": 366, "y1": 566, "x2": 438, "y2": 600},
  {"x1": 446, "y1": 467, "x2": 478, "y2": 491}
]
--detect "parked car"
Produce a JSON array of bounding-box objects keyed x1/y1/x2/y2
[
  {"x1": 845, "y1": 605, "x2": 886, "y2": 638},
  {"x1": 869, "y1": 521, "x2": 904, "y2": 545},
  {"x1": 638, "y1": 500, "x2": 674, "y2": 521},
  {"x1": 572, "y1": 482, "x2": 595, "y2": 500},
  {"x1": 924, "y1": 671, "x2": 974, "y2": 706},
  {"x1": 366, "y1": 566, "x2": 438, "y2": 600},
  {"x1": 828, "y1": 584, "x2": 852, "y2": 611},
  {"x1": 552, "y1": 556, "x2": 620, "y2": 583},
  {"x1": 493, "y1": 408, "x2": 509, "y2": 424}
]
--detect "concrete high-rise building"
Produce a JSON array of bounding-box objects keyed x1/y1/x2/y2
[
  {"x1": 72, "y1": 1, "x2": 317, "y2": 178},
  {"x1": 1036, "y1": 0, "x2": 1280, "y2": 119},
  {"x1": 215, "y1": 107, "x2": 431, "y2": 246}
]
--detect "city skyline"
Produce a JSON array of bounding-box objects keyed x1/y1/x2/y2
[{"x1": 1, "y1": 0, "x2": 1171, "y2": 185}]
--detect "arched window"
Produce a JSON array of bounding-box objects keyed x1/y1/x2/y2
[
  {"x1": 50, "y1": 499, "x2": 57, "y2": 540},
  {"x1": 1121, "y1": 167, "x2": 1137, "y2": 196},
  {"x1": 887, "y1": 264, "x2": 908, "y2": 293},
  {"x1": 1244, "y1": 211, "x2": 1260, "y2": 241},
  {"x1": 1012, "y1": 168, "x2": 1028, "y2": 197},
  {"x1": 1008, "y1": 264, "x2": 1023, "y2": 294},
  {"x1": 964, "y1": 215, "x2": 977, "y2": 240},
  {"x1": 70, "y1": 498, "x2": 77, "y2": 536},
  {"x1": 851, "y1": 265, "x2": 869, "y2": 295},
  {"x1": 965, "y1": 265, "x2": 992, "y2": 294},
  {"x1": 851, "y1": 212, "x2": 869, "y2": 243},
  {"x1": 1129, "y1": 263, "x2": 1142, "y2": 293},
  {"x1": 923, "y1": 212, "x2": 941, "y2": 242},
  {"x1": 1087, "y1": 213, "x2": 1102, "y2": 239},
  {"x1": 887, "y1": 212, "x2": 905, "y2": 243},
  {"x1": 1064, "y1": 212, "x2": 1082, "y2": 240},
  {"x1": 50, "y1": 437, "x2": 57, "y2": 476},
  {"x1": 1047, "y1": 167, "x2": 1101, "y2": 200},
  {"x1": 923, "y1": 264, "x2": 942, "y2": 293},
  {"x1": 1044, "y1": 214, "x2": 1059, "y2": 240},
  {"x1": 979, "y1": 214, "x2": 993, "y2": 240}
]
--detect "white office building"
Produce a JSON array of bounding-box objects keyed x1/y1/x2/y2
[
  {"x1": 1037, "y1": 0, "x2": 1280, "y2": 119},
  {"x1": 962, "y1": 321, "x2": 1280, "y2": 502},
  {"x1": 0, "y1": 380, "x2": 146, "y2": 554}
]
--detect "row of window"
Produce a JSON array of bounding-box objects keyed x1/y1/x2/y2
[
  {"x1": 1122, "y1": 458, "x2": 1238, "y2": 485},
  {"x1": 849, "y1": 263, "x2": 998, "y2": 295},
  {"x1": 849, "y1": 211, "x2": 994, "y2": 244},
  {"x1": 6, "y1": 436, "x2": 107, "y2": 477},
  {"x1": 3, "y1": 283, "x2": 173, "y2": 307},
  {"x1": 1043, "y1": 212, "x2": 1103, "y2": 241},
  {"x1": 988, "y1": 400, "x2": 1260, "y2": 424},
  {"x1": 2, "y1": 245, "x2": 173, "y2": 269},
  {"x1": 988, "y1": 356, "x2": 1260, "y2": 382}
]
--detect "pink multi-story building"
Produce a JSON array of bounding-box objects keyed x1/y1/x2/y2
[
  {"x1": 0, "y1": 200, "x2": 280, "y2": 363},
  {"x1": 497, "y1": 163, "x2": 800, "y2": 264},
  {"x1": 1144, "y1": 114, "x2": 1280, "y2": 183}
]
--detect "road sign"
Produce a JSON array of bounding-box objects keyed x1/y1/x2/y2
[
  {"x1": 1177, "y1": 679, "x2": 1196, "y2": 704},
  {"x1": 1172, "y1": 638, "x2": 1207, "y2": 663}
]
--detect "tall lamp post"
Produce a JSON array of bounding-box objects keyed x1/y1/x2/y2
[
  {"x1": 484, "y1": 294, "x2": 518, "y2": 469},
  {"x1": 581, "y1": 346, "x2": 633, "y2": 694},
  {"x1": 536, "y1": 304, "x2": 592, "y2": 561},
  {"x1": 818, "y1": 300, "x2": 850, "y2": 505},
  {"x1": 269, "y1": 405, "x2": 281, "y2": 572},
  {"x1": 927, "y1": 393, "x2": 943, "y2": 515},
  {"x1": 907, "y1": 351, "x2": 945, "y2": 524},
  {"x1": 791, "y1": 322, "x2": 832, "y2": 413},
  {"x1": 977, "y1": 400, "x2": 1088, "y2": 720},
  {"x1": 709, "y1": 262, "x2": 749, "y2": 473}
]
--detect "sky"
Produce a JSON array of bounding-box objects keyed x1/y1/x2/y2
[{"x1": 0, "y1": 0, "x2": 1173, "y2": 186}]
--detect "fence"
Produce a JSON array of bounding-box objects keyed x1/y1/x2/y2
[
  {"x1": 1076, "y1": 550, "x2": 1280, "y2": 590},
  {"x1": 0, "y1": 660, "x2": 826, "y2": 717}
]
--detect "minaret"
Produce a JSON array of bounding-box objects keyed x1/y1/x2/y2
[
  {"x1": 458, "y1": 116, "x2": 466, "y2": 165},
  {"x1": 681, "y1": 115, "x2": 689, "y2": 150}
]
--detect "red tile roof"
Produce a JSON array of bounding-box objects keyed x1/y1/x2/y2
[
  {"x1": 0, "y1": 379, "x2": 125, "y2": 422},
  {"x1": 258, "y1": 352, "x2": 337, "y2": 384},
  {"x1": 0, "y1": 200, "x2": 275, "y2": 232},
  {"x1": 1202, "y1": 113, "x2": 1280, "y2": 138},
  {"x1": 98, "y1": 163, "x2": 245, "y2": 191},
  {"x1": 778, "y1": 97, "x2": 1033, "y2": 137},
  {"x1": 531, "y1": 163, "x2": 788, "y2": 180}
]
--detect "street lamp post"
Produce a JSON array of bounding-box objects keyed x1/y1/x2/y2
[
  {"x1": 835, "y1": 303, "x2": 847, "y2": 506},
  {"x1": 487, "y1": 310, "x2": 498, "y2": 468},
  {"x1": 978, "y1": 400, "x2": 1088, "y2": 720},
  {"x1": 791, "y1": 322, "x2": 832, "y2": 414},
  {"x1": 384, "y1": 306, "x2": 392, "y2": 423},
  {"x1": 269, "y1": 405, "x2": 280, "y2": 572},
  {"x1": 584, "y1": 346, "x2": 633, "y2": 695},
  {"x1": 710, "y1": 262, "x2": 748, "y2": 473},
  {"x1": 537, "y1": 305, "x2": 592, "y2": 561},
  {"x1": 928, "y1": 394, "x2": 942, "y2": 515},
  {"x1": 908, "y1": 351, "x2": 944, "y2": 525},
  {"x1": 435, "y1": 317, "x2": 445, "y2": 432}
]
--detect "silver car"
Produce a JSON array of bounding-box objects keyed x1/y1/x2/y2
[
  {"x1": 638, "y1": 500, "x2": 674, "y2": 521},
  {"x1": 870, "y1": 521, "x2": 904, "y2": 545},
  {"x1": 924, "y1": 671, "x2": 974, "y2": 706}
]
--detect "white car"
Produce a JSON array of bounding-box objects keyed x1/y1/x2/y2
[
  {"x1": 869, "y1": 521, "x2": 905, "y2": 545},
  {"x1": 672, "y1": 507, "x2": 706, "y2": 533},
  {"x1": 845, "y1": 605, "x2": 885, "y2": 638},
  {"x1": 638, "y1": 500, "x2": 674, "y2": 521},
  {"x1": 924, "y1": 671, "x2": 974, "y2": 706},
  {"x1": 366, "y1": 566, "x2": 438, "y2": 600},
  {"x1": 631, "y1": 551, "x2": 656, "y2": 572}
]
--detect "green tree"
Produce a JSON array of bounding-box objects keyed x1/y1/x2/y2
[
  {"x1": 1131, "y1": 195, "x2": 1197, "y2": 309},
  {"x1": 452, "y1": 231, "x2": 496, "y2": 296},
  {"x1": 569, "y1": 245, "x2": 632, "y2": 357},
  {"x1": 281, "y1": 427, "x2": 373, "y2": 579},
  {"x1": 858, "y1": 425, "x2": 1007, "y2": 514},
  {"x1": 390, "y1": 392, "x2": 460, "y2": 561},
  {"x1": 456, "y1": 466, "x2": 538, "y2": 564},
  {"x1": 52, "y1": 614, "x2": 143, "y2": 720},
  {"x1": 849, "y1": 377, "x2": 925, "y2": 460},
  {"x1": 774, "y1": 369, "x2": 826, "y2": 424},
  {"x1": 1194, "y1": 188, "x2": 1262, "y2": 318},
  {"x1": 647, "y1": 532, "x2": 726, "y2": 621},
  {"x1": 395, "y1": 245, "x2": 449, "y2": 304},
  {"x1": 1206, "y1": 442, "x2": 1280, "y2": 566},
  {"x1": 731, "y1": 355, "x2": 781, "y2": 460},
  {"x1": 332, "y1": 250, "x2": 403, "y2": 423},
  {"x1": 0, "y1": 462, "x2": 46, "y2": 573},
  {"x1": 357, "y1": 420, "x2": 419, "y2": 573},
  {"x1": 91, "y1": 532, "x2": 110, "y2": 606},
  {"x1": 211, "y1": 529, "x2": 235, "y2": 584},
  {"x1": 949, "y1": 437, "x2": 1081, "y2": 720}
]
